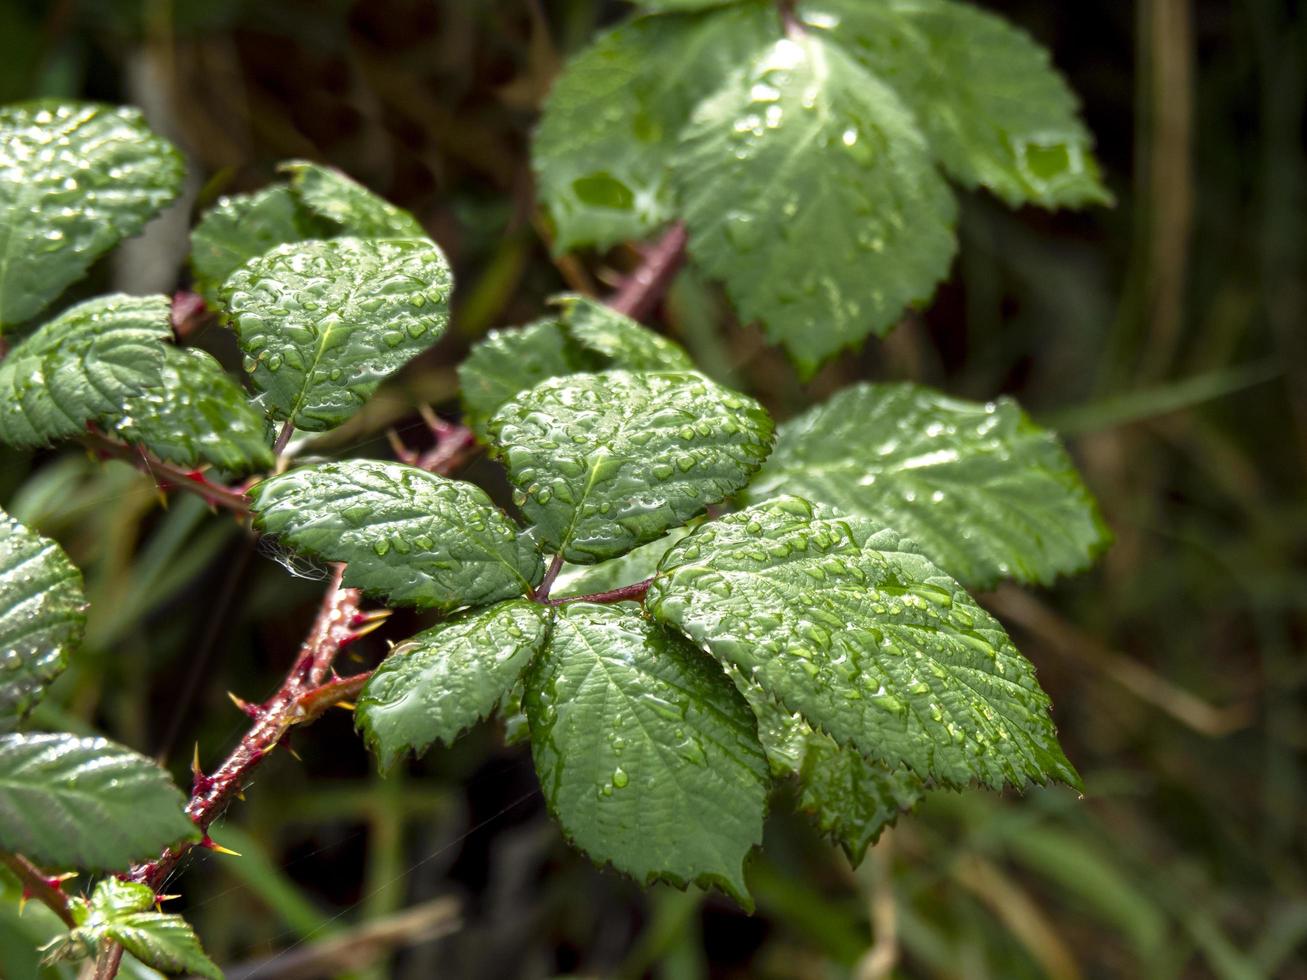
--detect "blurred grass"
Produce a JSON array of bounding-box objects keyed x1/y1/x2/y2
[{"x1": 0, "y1": 0, "x2": 1303, "y2": 977}]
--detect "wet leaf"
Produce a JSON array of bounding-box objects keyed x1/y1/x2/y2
[
  {"x1": 281, "y1": 160, "x2": 426, "y2": 239},
  {"x1": 108, "y1": 346, "x2": 275, "y2": 475},
  {"x1": 559, "y1": 294, "x2": 694, "y2": 371},
  {"x1": 0, "y1": 294, "x2": 170, "y2": 449},
  {"x1": 222, "y1": 237, "x2": 452, "y2": 431},
  {"x1": 745, "y1": 382, "x2": 1110, "y2": 588},
  {"x1": 0, "y1": 508, "x2": 84, "y2": 733},
  {"x1": 488, "y1": 370, "x2": 773, "y2": 563},
  {"x1": 358, "y1": 600, "x2": 553, "y2": 771},
  {"x1": 673, "y1": 34, "x2": 957, "y2": 374},
  {"x1": 647, "y1": 496, "x2": 1080, "y2": 790},
  {"x1": 0, "y1": 733, "x2": 199, "y2": 871},
  {"x1": 0, "y1": 101, "x2": 183, "y2": 327},
  {"x1": 250, "y1": 460, "x2": 543, "y2": 610},
  {"x1": 800, "y1": 0, "x2": 1110, "y2": 206},
  {"x1": 525, "y1": 603, "x2": 768, "y2": 905}
]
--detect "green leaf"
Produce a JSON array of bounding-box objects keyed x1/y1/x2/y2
[
  {"x1": 358, "y1": 600, "x2": 552, "y2": 771},
  {"x1": 108, "y1": 346, "x2": 275, "y2": 475},
  {"x1": 281, "y1": 160, "x2": 426, "y2": 239},
  {"x1": 0, "y1": 294, "x2": 171, "y2": 449},
  {"x1": 250, "y1": 460, "x2": 543, "y2": 610},
  {"x1": 672, "y1": 34, "x2": 957, "y2": 374},
  {"x1": 457, "y1": 319, "x2": 598, "y2": 436},
  {"x1": 489, "y1": 370, "x2": 773, "y2": 563},
  {"x1": 745, "y1": 382, "x2": 1110, "y2": 588},
  {"x1": 532, "y1": 3, "x2": 775, "y2": 251},
  {"x1": 0, "y1": 508, "x2": 84, "y2": 733},
  {"x1": 559, "y1": 294, "x2": 694, "y2": 371},
  {"x1": 525, "y1": 603, "x2": 768, "y2": 904},
  {"x1": 0, "y1": 732, "x2": 199, "y2": 871},
  {"x1": 552, "y1": 526, "x2": 692, "y2": 599},
  {"x1": 222, "y1": 237, "x2": 452, "y2": 431},
  {"x1": 189, "y1": 185, "x2": 328, "y2": 306},
  {"x1": 70, "y1": 880, "x2": 220, "y2": 979},
  {"x1": 802, "y1": 0, "x2": 1110, "y2": 207},
  {"x1": 0, "y1": 101, "x2": 183, "y2": 328},
  {"x1": 646, "y1": 496, "x2": 1080, "y2": 790},
  {"x1": 730, "y1": 670, "x2": 923, "y2": 862}
]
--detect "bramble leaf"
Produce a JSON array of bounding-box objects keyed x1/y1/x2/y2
[
  {"x1": 551, "y1": 526, "x2": 692, "y2": 599},
  {"x1": 0, "y1": 733, "x2": 199, "y2": 871},
  {"x1": 250, "y1": 460, "x2": 543, "y2": 610},
  {"x1": 63, "y1": 880, "x2": 220, "y2": 979},
  {"x1": 281, "y1": 160, "x2": 426, "y2": 239},
  {"x1": 0, "y1": 294, "x2": 170, "y2": 449},
  {"x1": 489, "y1": 370, "x2": 773, "y2": 563},
  {"x1": 745, "y1": 382, "x2": 1110, "y2": 588},
  {"x1": 729, "y1": 669, "x2": 924, "y2": 863},
  {"x1": 222, "y1": 237, "x2": 452, "y2": 431},
  {"x1": 560, "y1": 295, "x2": 694, "y2": 371},
  {"x1": 672, "y1": 34, "x2": 957, "y2": 374},
  {"x1": 0, "y1": 101, "x2": 183, "y2": 327},
  {"x1": 457, "y1": 319, "x2": 597, "y2": 436},
  {"x1": 646, "y1": 496, "x2": 1080, "y2": 790},
  {"x1": 802, "y1": 0, "x2": 1110, "y2": 207},
  {"x1": 358, "y1": 600, "x2": 552, "y2": 771},
  {"x1": 532, "y1": 3, "x2": 775, "y2": 251},
  {"x1": 0, "y1": 508, "x2": 84, "y2": 733},
  {"x1": 189, "y1": 185, "x2": 329, "y2": 305},
  {"x1": 525, "y1": 603, "x2": 768, "y2": 904},
  {"x1": 108, "y1": 346, "x2": 275, "y2": 475}
]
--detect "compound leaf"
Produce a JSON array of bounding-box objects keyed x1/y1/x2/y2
[
  {"x1": 0, "y1": 732, "x2": 199, "y2": 871},
  {"x1": 560, "y1": 294, "x2": 694, "y2": 371},
  {"x1": 458, "y1": 319, "x2": 598, "y2": 436},
  {"x1": 533, "y1": 3, "x2": 775, "y2": 251},
  {"x1": 729, "y1": 669, "x2": 923, "y2": 863},
  {"x1": 0, "y1": 294, "x2": 170, "y2": 449},
  {"x1": 745, "y1": 382, "x2": 1110, "y2": 588},
  {"x1": 489, "y1": 370, "x2": 773, "y2": 563},
  {"x1": 525, "y1": 603, "x2": 768, "y2": 904},
  {"x1": 646, "y1": 496, "x2": 1080, "y2": 790},
  {"x1": 281, "y1": 160, "x2": 426, "y2": 239},
  {"x1": 672, "y1": 34, "x2": 957, "y2": 374},
  {"x1": 803, "y1": 0, "x2": 1110, "y2": 207},
  {"x1": 108, "y1": 346, "x2": 275, "y2": 475},
  {"x1": 250, "y1": 460, "x2": 543, "y2": 610},
  {"x1": 65, "y1": 880, "x2": 220, "y2": 979},
  {"x1": 189, "y1": 185, "x2": 328, "y2": 305},
  {"x1": 358, "y1": 600, "x2": 553, "y2": 771},
  {"x1": 0, "y1": 101, "x2": 183, "y2": 328},
  {"x1": 222, "y1": 237, "x2": 452, "y2": 431},
  {"x1": 0, "y1": 508, "x2": 84, "y2": 733}
]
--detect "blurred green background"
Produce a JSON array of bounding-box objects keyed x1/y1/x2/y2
[{"x1": 0, "y1": 0, "x2": 1303, "y2": 977}]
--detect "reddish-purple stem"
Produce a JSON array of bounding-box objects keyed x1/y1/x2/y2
[
  {"x1": 0, "y1": 852, "x2": 76, "y2": 927},
  {"x1": 81, "y1": 428, "x2": 252, "y2": 515},
  {"x1": 272, "y1": 419, "x2": 296, "y2": 458},
  {"x1": 607, "y1": 222, "x2": 688, "y2": 321},
  {"x1": 546, "y1": 577, "x2": 653, "y2": 607}
]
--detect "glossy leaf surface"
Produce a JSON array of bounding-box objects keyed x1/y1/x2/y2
[
  {"x1": 0, "y1": 509, "x2": 84, "y2": 733},
  {"x1": 746, "y1": 382, "x2": 1110, "y2": 587},
  {"x1": 0, "y1": 733, "x2": 198, "y2": 871},
  {"x1": 250, "y1": 460, "x2": 543, "y2": 610},
  {"x1": 560, "y1": 295, "x2": 694, "y2": 371},
  {"x1": 0, "y1": 101, "x2": 183, "y2": 327},
  {"x1": 647, "y1": 496, "x2": 1079, "y2": 790},
  {"x1": 281, "y1": 160, "x2": 426, "y2": 239},
  {"x1": 489, "y1": 370, "x2": 773, "y2": 563},
  {"x1": 223, "y1": 237, "x2": 451, "y2": 431},
  {"x1": 358, "y1": 600, "x2": 552, "y2": 771},
  {"x1": 63, "y1": 880, "x2": 220, "y2": 979},
  {"x1": 0, "y1": 294, "x2": 170, "y2": 448},
  {"x1": 525, "y1": 603, "x2": 768, "y2": 904},
  {"x1": 109, "y1": 346, "x2": 275, "y2": 474}
]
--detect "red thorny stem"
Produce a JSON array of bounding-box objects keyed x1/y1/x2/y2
[{"x1": 607, "y1": 222, "x2": 688, "y2": 321}]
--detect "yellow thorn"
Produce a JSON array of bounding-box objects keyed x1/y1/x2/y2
[
  {"x1": 17, "y1": 894, "x2": 27, "y2": 916},
  {"x1": 334, "y1": 700, "x2": 357, "y2": 712},
  {"x1": 287, "y1": 744, "x2": 303, "y2": 762},
  {"x1": 348, "y1": 619, "x2": 386, "y2": 641},
  {"x1": 50, "y1": 872, "x2": 77, "y2": 884},
  {"x1": 208, "y1": 841, "x2": 242, "y2": 858},
  {"x1": 227, "y1": 691, "x2": 254, "y2": 716},
  {"x1": 191, "y1": 742, "x2": 203, "y2": 775}
]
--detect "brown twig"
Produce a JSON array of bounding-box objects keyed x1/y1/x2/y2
[
  {"x1": 81, "y1": 429, "x2": 252, "y2": 516},
  {"x1": 607, "y1": 222, "x2": 688, "y2": 321},
  {"x1": 0, "y1": 851, "x2": 77, "y2": 928}
]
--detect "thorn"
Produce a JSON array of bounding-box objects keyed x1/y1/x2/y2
[
  {"x1": 200, "y1": 835, "x2": 242, "y2": 857},
  {"x1": 286, "y1": 743, "x2": 303, "y2": 762},
  {"x1": 154, "y1": 893, "x2": 181, "y2": 908},
  {"x1": 342, "y1": 619, "x2": 386, "y2": 646},
  {"x1": 227, "y1": 691, "x2": 260, "y2": 719},
  {"x1": 351, "y1": 608, "x2": 392, "y2": 626},
  {"x1": 418, "y1": 403, "x2": 443, "y2": 434},
  {"x1": 386, "y1": 428, "x2": 418, "y2": 466},
  {"x1": 17, "y1": 893, "x2": 27, "y2": 915},
  {"x1": 235, "y1": 789, "x2": 245, "y2": 801},
  {"x1": 334, "y1": 700, "x2": 357, "y2": 712},
  {"x1": 48, "y1": 872, "x2": 77, "y2": 887}
]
